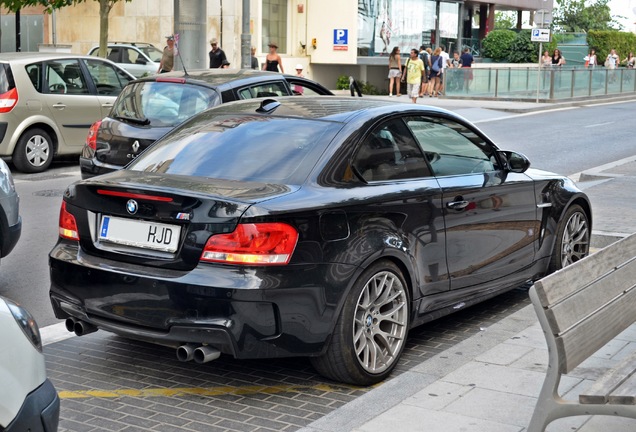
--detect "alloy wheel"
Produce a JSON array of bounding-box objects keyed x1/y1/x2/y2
[
  {"x1": 353, "y1": 271, "x2": 408, "y2": 374},
  {"x1": 560, "y1": 211, "x2": 590, "y2": 267}
]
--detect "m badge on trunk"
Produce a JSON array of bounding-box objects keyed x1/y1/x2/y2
[{"x1": 132, "y1": 140, "x2": 140, "y2": 153}]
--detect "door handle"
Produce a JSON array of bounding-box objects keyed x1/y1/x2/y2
[
  {"x1": 52, "y1": 103, "x2": 66, "y2": 109},
  {"x1": 101, "y1": 103, "x2": 113, "y2": 108},
  {"x1": 447, "y1": 200, "x2": 470, "y2": 210}
]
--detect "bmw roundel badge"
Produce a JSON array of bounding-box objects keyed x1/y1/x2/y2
[{"x1": 126, "y1": 199, "x2": 138, "y2": 215}]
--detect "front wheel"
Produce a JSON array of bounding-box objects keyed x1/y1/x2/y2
[
  {"x1": 549, "y1": 204, "x2": 590, "y2": 272},
  {"x1": 13, "y1": 128, "x2": 53, "y2": 173},
  {"x1": 311, "y1": 260, "x2": 409, "y2": 385}
]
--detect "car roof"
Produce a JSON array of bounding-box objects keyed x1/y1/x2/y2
[
  {"x1": 136, "y1": 68, "x2": 288, "y2": 88},
  {"x1": 189, "y1": 96, "x2": 455, "y2": 123},
  {"x1": 89, "y1": 42, "x2": 159, "y2": 50},
  {"x1": 0, "y1": 51, "x2": 122, "y2": 65}
]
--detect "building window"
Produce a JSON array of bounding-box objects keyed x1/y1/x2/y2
[
  {"x1": 359, "y1": 0, "x2": 470, "y2": 57},
  {"x1": 262, "y1": 0, "x2": 288, "y2": 54}
]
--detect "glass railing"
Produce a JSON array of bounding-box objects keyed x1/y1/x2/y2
[{"x1": 444, "y1": 66, "x2": 636, "y2": 100}]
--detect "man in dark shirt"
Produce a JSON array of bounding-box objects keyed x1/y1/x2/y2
[{"x1": 209, "y1": 38, "x2": 227, "y2": 68}]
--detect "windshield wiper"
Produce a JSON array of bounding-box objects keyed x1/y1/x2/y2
[{"x1": 114, "y1": 115, "x2": 150, "y2": 125}]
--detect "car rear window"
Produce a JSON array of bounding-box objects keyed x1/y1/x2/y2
[
  {"x1": 128, "y1": 114, "x2": 342, "y2": 184},
  {"x1": 112, "y1": 81, "x2": 220, "y2": 127},
  {"x1": 0, "y1": 63, "x2": 15, "y2": 93}
]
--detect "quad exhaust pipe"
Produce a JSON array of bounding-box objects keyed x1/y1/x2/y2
[
  {"x1": 65, "y1": 318, "x2": 98, "y2": 336},
  {"x1": 176, "y1": 344, "x2": 220, "y2": 364}
]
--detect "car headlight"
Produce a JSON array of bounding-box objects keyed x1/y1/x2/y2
[
  {"x1": 0, "y1": 158, "x2": 15, "y2": 194},
  {"x1": 6, "y1": 299, "x2": 42, "y2": 353}
]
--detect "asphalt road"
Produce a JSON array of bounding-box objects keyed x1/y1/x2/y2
[{"x1": 2, "y1": 100, "x2": 635, "y2": 327}]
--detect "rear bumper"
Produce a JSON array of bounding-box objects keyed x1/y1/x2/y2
[
  {"x1": 49, "y1": 242, "x2": 356, "y2": 358},
  {"x1": 79, "y1": 156, "x2": 119, "y2": 180},
  {"x1": 5, "y1": 379, "x2": 60, "y2": 432}
]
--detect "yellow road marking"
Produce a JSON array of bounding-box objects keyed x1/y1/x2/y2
[{"x1": 59, "y1": 382, "x2": 370, "y2": 399}]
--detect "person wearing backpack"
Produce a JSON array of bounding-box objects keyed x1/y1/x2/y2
[
  {"x1": 428, "y1": 47, "x2": 443, "y2": 97},
  {"x1": 418, "y1": 45, "x2": 431, "y2": 97}
]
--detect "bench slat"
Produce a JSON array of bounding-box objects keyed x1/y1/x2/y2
[
  {"x1": 545, "y1": 261, "x2": 636, "y2": 334},
  {"x1": 556, "y1": 286, "x2": 636, "y2": 374},
  {"x1": 609, "y1": 372, "x2": 636, "y2": 405},
  {"x1": 534, "y1": 234, "x2": 636, "y2": 308},
  {"x1": 580, "y1": 351, "x2": 636, "y2": 404}
]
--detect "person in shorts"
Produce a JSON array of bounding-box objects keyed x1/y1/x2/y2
[{"x1": 405, "y1": 48, "x2": 424, "y2": 103}]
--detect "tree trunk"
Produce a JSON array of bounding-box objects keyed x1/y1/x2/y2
[{"x1": 98, "y1": 0, "x2": 111, "y2": 58}]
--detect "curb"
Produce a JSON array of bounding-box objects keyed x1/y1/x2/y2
[{"x1": 298, "y1": 304, "x2": 538, "y2": 432}]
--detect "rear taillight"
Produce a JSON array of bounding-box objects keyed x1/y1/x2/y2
[
  {"x1": 201, "y1": 223, "x2": 298, "y2": 265},
  {"x1": 0, "y1": 87, "x2": 18, "y2": 113},
  {"x1": 86, "y1": 120, "x2": 101, "y2": 150},
  {"x1": 59, "y1": 201, "x2": 79, "y2": 241}
]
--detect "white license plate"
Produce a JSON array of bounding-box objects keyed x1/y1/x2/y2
[{"x1": 99, "y1": 216, "x2": 181, "y2": 253}]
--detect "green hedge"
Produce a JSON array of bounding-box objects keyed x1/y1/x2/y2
[
  {"x1": 587, "y1": 30, "x2": 636, "y2": 62},
  {"x1": 507, "y1": 30, "x2": 537, "y2": 63},
  {"x1": 482, "y1": 30, "x2": 517, "y2": 61}
]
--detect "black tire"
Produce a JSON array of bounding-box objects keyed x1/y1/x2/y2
[
  {"x1": 311, "y1": 260, "x2": 410, "y2": 385},
  {"x1": 548, "y1": 204, "x2": 590, "y2": 272},
  {"x1": 13, "y1": 128, "x2": 54, "y2": 173}
]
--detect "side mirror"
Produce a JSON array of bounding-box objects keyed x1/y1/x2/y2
[
  {"x1": 501, "y1": 151, "x2": 530, "y2": 173},
  {"x1": 136, "y1": 58, "x2": 148, "y2": 65}
]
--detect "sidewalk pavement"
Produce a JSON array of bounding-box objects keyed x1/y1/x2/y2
[{"x1": 297, "y1": 99, "x2": 636, "y2": 432}]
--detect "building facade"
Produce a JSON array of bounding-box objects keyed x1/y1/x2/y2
[{"x1": 1, "y1": 0, "x2": 553, "y2": 90}]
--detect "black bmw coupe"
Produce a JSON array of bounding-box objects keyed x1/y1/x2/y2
[{"x1": 50, "y1": 97, "x2": 591, "y2": 385}]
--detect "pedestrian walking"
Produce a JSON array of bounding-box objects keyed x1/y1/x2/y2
[
  {"x1": 157, "y1": 35, "x2": 175, "y2": 73},
  {"x1": 552, "y1": 49, "x2": 566, "y2": 87},
  {"x1": 405, "y1": 48, "x2": 424, "y2": 103},
  {"x1": 250, "y1": 47, "x2": 259, "y2": 70},
  {"x1": 387, "y1": 46, "x2": 402, "y2": 96},
  {"x1": 439, "y1": 45, "x2": 450, "y2": 95},
  {"x1": 623, "y1": 52, "x2": 635, "y2": 68},
  {"x1": 418, "y1": 45, "x2": 430, "y2": 97},
  {"x1": 263, "y1": 42, "x2": 284, "y2": 73},
  {"x1": 428, "y1": 47, "x2": 443, "y2": 97},
  {"x1": 294, "y1": 64, "x2": 305, "y2": 94},
  {"x1": 447, "y1": 51, "x2": 462, "y2": 92},
  {"x1": 584, "y1": 49, "x2": 597, "y2": 68},
  {"x1": 460, "y1": 47, "x2": 474, "y2": 91},
  {"x1": 208, "y1": 39, "x2": 228, "y2": 68},
  {"x1": 605, "y1": 49, "x2": 619, "y2": 69}
]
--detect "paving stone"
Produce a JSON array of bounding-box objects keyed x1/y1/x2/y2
[
  {"x1": 403, "y1": 381, "x2": 472, "y2": 410},
  {"x1": 444, "y1": 387, "x2": 536, "y2": 427},
  {"x1": 353, "y1": 405, "x2": 522, "y2": 432},
  {"x1": 442, "y1": 360, "x2": 581, "y2": 398}
]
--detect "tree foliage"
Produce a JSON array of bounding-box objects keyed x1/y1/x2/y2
[
  {"x1": 0, "y1": 0, "x2": 132, "y2": 57},
  {"x1": 494, "y1": 11, "x2": 516, "y2": 30},
  {"x1": 553, "y1": 0, "x2": 622, "y2": 32}
]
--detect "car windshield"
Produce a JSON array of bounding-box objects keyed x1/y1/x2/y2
[
  {"x1": 128, "y1": 114, "x2": 342, "y2": 184},
  {"x1": 142, "y1": 46, "x2": 163, "y2": 62},
  {"x1": 111, "y1": 81, "x2": 220, "y2": 127}
]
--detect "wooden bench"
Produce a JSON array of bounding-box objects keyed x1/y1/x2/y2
[{"x1": 527, "y1": 233, "x2": 636, "y2": 432}]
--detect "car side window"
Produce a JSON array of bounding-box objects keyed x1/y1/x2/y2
[
  {"x1": 25, "y1": 63, "x2": 42, "y2": 92},
  {"x1": 83, "y1": 59, "x2": 132, "y2": 96},
  {"x1": 237, "y1": 81, "x2": 288, "y2": 99},
  {"x1": 352, "y1": 118, "x2": 432, "y2": 182},
  {"x1": 406, "y1": 116, "x2": 498, "y2": 177},
  {"x1": 44, "y1": 60, "x2": 89, "y2": 95}
]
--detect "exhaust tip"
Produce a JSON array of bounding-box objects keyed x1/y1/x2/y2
[
  {"x1": 73, "y1": 320, "x2": 97, "y2": 337},
  {"x1": 193, "y1": 345, "x2": 221, "y2": 364},
  {"x1": 176, "y1": 344, "x2": 196, "y2": 362},
  {"x1": 65, "y1": 318, "x2": 76, "y2": 333}
]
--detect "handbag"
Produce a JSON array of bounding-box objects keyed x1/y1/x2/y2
[
  {"x1": 431, "y1": 57, "x2": 441, "y2": 73},
  {"x1": 604, "y1": 58, "x2": 610, "y2": 68},
  {"x1": 401, "y1": 59, "x2": 409, "y2": 83}
]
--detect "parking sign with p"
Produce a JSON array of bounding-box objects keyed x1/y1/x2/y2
[{"x1": 333, "y1": 29, "x2": 348, "y2": 51}]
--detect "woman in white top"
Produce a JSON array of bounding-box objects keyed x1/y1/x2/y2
[
  {"x1": 606, "y1": 49, "x2": 619, "y2": 69},
  {"x1": 584, "y1": 49, "x2": 597, "y2": 68}
]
